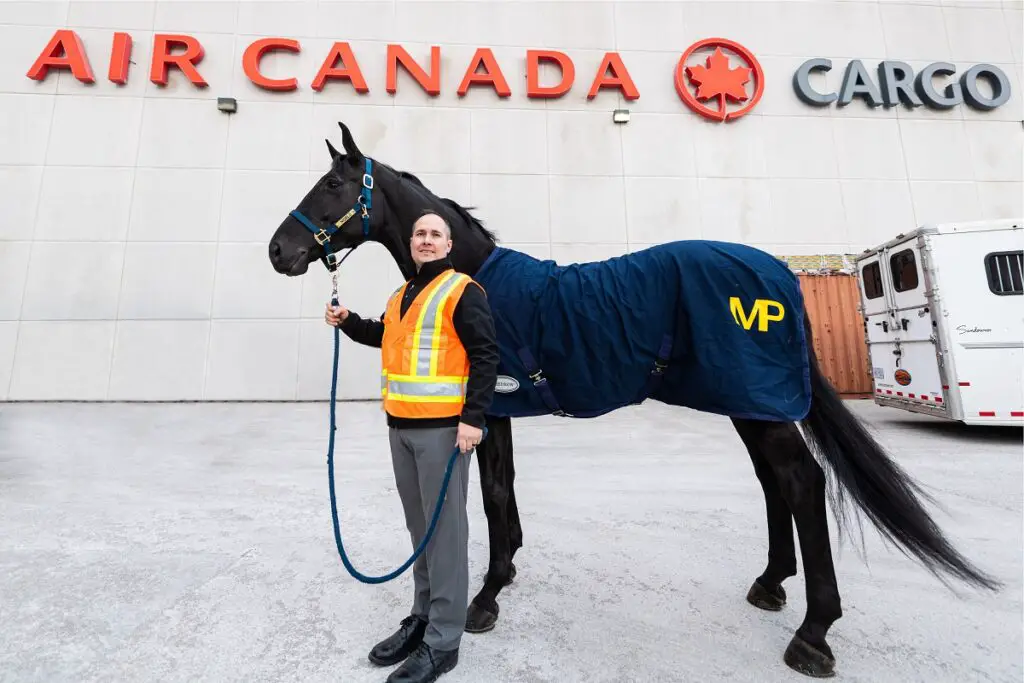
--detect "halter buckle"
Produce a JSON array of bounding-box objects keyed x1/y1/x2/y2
[
  {"x1": 363, "y1": 174, "x2": 374, "y2": 190},
  {"x1": 313, "y1": 228, "x2": 330, "y2": 245},
  {"x1": 325, "y1": 251, "x2": 339, "y2": 267}
]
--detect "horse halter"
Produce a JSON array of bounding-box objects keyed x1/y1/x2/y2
[{"x1": 289, "y1": 157, "x2": 374, "y2": 272}]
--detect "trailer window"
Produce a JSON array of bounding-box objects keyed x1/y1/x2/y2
[
  {"x1": 861, "y1": 262, "x2": 883, "y2": 299},
  {"x1": 985, "y1": 250, "x2": 1023, "y2": 295},
  {"x1": 889, "y1": 249, "x2": 919, "y2": 292}
]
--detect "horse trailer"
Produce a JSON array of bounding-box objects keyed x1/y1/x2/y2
[{"x1": 854, "y1": 218, "x2": 1023, "y2": 427}]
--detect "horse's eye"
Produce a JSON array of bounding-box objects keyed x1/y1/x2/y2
[{"x1": 326, "y1": 177, "x2": 341, "y2": 189}]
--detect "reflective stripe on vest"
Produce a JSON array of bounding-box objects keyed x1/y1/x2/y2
[
  {"x1": 380, "y1": 372, "x2": 467, "y2": 401},
  {"x1": 409, "y1": 270, "x2": 466, "y2": 377},
  {"x1": 386, "y1": 375, "x2": 468, "y2": 402}
]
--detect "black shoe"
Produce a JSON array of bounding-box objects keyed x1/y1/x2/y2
[
  {"x1": 368, "y1": 615, "x2": 428, "y2": 667},
  {"x1": 385, "y1": 642, "x2": 459, "y2": 683}
]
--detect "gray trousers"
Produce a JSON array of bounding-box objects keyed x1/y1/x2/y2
[{"x1": 388, "y1": 425, "x2": 470, "y2": 652}]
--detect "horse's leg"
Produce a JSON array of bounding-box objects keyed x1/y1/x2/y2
[
  {"x1": 483, "y1": 414, "x2": 519, "y2": 583},
  {"x1": 734, "y1": 418, "x2": 842, "y2": 678},
  {"x1": 465, "y1": 415, "x2": 516, "y2": 633},
  {"x1": 731, "y1": 418, "x2": 797, "y2": 611},
  {"x1": 504, "y1": 422, "x2": 523, "y2": 575}
]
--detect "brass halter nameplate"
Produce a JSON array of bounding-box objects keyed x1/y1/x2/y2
[{"x1": 334, "y1": 207, "x2": 357, "y2": 229}]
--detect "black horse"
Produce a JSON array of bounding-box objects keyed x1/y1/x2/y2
[{"x1": 268, "y1": 122, "x2": 1000, "y2": 678}]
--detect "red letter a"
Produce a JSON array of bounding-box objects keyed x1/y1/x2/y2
[
  {"x1": 26, "y1": 29, "x2": 95, "y2": 83},
  {"x1": 587, "y1": 52, "x2": 639, "y2": 100},
  {"x1": 457, "y1": 48, "x2": 511, "y2": 98}
]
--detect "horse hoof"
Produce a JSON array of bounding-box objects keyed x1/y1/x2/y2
[
  {"x1": 746, "y1": 579, "x2": 786, "y2": 611},
  {"x1": 784, "y1": 634, "x2": 836, "y2": 678},
  {"x1": 465, "y1": 602, "x2": 498, "y2": 634}
]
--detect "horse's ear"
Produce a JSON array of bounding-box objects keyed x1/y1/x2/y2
[
  {"x1": 325, "y1": 138, "x2": 342, "y2": 162},
  {"x1": 338, "y1": 121, "x2": 364, "y2": 165}
]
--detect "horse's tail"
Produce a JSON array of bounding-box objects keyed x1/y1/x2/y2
[{"x1": 797, "y1": 313, "x2": 1001, "y2": 592}]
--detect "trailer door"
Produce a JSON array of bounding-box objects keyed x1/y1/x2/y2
[
  {"x1": 880, "y1": 240, "x2": 946, "y2": 407},
  {"x1": 858, "y1": 253, "x2": 893, "y2": 393}
]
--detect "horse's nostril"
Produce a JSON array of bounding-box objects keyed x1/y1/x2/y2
[{"x1": 270, "y1": 241, "x2": 282, "y2": 258}]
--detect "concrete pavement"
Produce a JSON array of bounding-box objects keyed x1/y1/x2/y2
[{"x1": 1, "y1": 399, "x2": 1020, "y2": 682}]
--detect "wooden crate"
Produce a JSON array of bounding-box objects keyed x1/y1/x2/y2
[{"x1": 797, "y1": 273, "x2": 873, "y2": 397}]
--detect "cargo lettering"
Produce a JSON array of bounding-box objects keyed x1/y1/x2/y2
[
  {"x1": 793, "y1": 58, "x2": 1011, "y2": 111},
  {"x1": 730, "y1": 297, "x2": 785, "y2": 332}
]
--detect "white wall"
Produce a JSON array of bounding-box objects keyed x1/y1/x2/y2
[{"x1": 1, "y1": 0, "x2": 1021, "y2": 401}]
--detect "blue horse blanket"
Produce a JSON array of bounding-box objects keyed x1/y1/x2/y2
[{"x1": 472, "y1": 241, "x2": 811, "y2": 422}]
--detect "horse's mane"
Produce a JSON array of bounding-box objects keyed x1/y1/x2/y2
[{"x1": 392, "y1": 167, "x2": 499, "y2": 244}]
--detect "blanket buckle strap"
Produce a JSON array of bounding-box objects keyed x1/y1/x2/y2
[
  {"x1": 517, "y1": 346, "x2": 570, "y2": 417},
  {"x1": 636, "y1": 333, "x2": 673, "y2": 404}
]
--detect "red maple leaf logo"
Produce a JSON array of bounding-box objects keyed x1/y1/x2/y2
[
  {"x1": 675, "y1": 38, "x2": 764, "y2": 122},
  {"x1": 687, "y1": 47, "x2": 751, "y2": 107}
]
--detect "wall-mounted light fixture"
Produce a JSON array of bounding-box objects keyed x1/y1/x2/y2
[
  {"x1": 217, "y1": 97, "x2": 238, "y2": 114},
  {"x1": 612, "y1": 108, "x2": 630, "y2": 124}
]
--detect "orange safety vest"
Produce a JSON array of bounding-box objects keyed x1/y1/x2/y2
[{"x1": 380, "y1": 268, "x2": 479, "y2": 419}]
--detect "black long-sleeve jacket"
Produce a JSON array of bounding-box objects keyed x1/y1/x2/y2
[{"x1": 338, "y1": 258, "x2": 499, "y2": 430}]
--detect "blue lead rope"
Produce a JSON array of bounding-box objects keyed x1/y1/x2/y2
[{"x1": 325, "y1": 297, "x2": 483, "y2": 584}]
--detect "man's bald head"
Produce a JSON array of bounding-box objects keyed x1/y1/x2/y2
[{"x1": 413, "y1": 211, "x2": 451, "y2": 239}]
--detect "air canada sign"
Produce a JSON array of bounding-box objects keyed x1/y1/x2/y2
[
  {"x1": 25, "y1": 29, "x2": 1011, "y2": 120},
  {"x1": 25, "y1": 29, "x2": 763, "y2": 121}
]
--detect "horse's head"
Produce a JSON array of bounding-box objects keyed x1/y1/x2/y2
[
  {"x1": 270, "y1": 120, "x2": 499, "y2": 280},
  {"x1": 269, "y1": 121, "x2": 389, "y2": 276}
]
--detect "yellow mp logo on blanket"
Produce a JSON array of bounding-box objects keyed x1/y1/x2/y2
[{"x1": 729, "y1": 297, "x2": 785, "y2": 332}]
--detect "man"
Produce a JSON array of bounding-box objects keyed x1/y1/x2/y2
[{"x1": 325, "y1": 210, "x2": 499, "y2": 683}]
